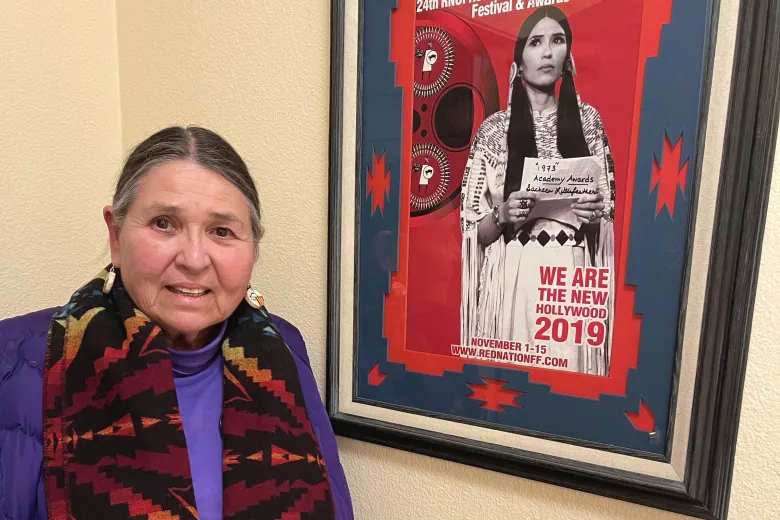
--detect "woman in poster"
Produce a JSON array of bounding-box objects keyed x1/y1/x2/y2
[{"x1": 460, "y1": 6, "x2": 615, "y2": 376}]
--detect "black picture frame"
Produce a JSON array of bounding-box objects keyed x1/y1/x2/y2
[{"x1": 325, "y1": 1, "x2": 780, "y2": 518}]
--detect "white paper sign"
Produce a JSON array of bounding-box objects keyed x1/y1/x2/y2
[{"x1": 521, "y1": 157, "x2": 603, "y2": 224}]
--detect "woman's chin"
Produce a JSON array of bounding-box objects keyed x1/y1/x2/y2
[
  {"x1": 524, "y1": 78, "x2": 558, "y2": 93},
  {"x1": 156, "y1": 313, "x2": 221, "y2": 348}
]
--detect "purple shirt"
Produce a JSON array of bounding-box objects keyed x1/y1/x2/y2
[{"x1": 168, "y1": 320, "x2": 228, "y2": 520}]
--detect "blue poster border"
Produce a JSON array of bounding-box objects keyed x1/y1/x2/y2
[
  {"x1": 353, "y1": 0, "x2": 711, "y2": 457},
  {"x1": 327, "y1": 0, "x2": 780, "y2": 516}
]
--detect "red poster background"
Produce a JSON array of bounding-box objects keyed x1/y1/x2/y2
[{"x1": 386, "y1": 0, "x2": 674, "y2": 399}]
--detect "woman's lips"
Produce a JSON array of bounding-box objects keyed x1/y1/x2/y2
[{"x1": 167, "y1": 286, "x2": 210, "y2": 296}]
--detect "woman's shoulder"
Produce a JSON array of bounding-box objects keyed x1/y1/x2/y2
[
  {"x1": 0, "y1": 308, "x2": 52, "y2": 451},
  {"x1": 271, "y1": 314, "x2": 312, "y2": 366},
  {"x1": 0, "y1": 307, "x2": 57, "y2": 368},
  {"x1": 578, "y1": 101, "x2": 605, "y2": 126},
  {"x1": 476, "y1": 110, "x2": 508, "y2": 137},
  {"x1": 472, "y1": 110, "x2": 508, "y2": 157}
]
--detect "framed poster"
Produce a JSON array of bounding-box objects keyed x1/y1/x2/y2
[{"x1": 326, "y1": 0, "x2": 780, "y2": 517}]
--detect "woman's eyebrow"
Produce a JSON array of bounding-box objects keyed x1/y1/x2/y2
[
  {"x1": 146, "y1": 203, "x2": 180, "y2": 214},
  {"x1": 144, "y1": 204, "x2": 241, "y2": 224},
  {"x1": 529, "y1": 31, "x2": 566, "y2": 39},
  {"x1": 209, "y1": 211, "x2": 241, "y2": 223}
]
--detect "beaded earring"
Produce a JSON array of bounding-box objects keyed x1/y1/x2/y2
[
  {"x1": 102, "y1": 265, "x2": 116, "y2": 294},
  {"x1": 245, "y1": 285, "x2": 265, "y2": 309}
]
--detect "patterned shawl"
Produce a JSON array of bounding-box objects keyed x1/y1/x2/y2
[{"x1": 42, "y1": 268, "x2": 335, "y2": 519}]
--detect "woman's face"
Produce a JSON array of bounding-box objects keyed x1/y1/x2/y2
[
  {"x1": 519, "y1": 17, "x2": 568, "y2": 89},
  {"x1": 104, "y1": 159, "x2": 256, "y2": 348}
]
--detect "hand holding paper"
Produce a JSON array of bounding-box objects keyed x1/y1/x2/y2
[
  {"x1": 499, "y1": 190, "x2": 539, "y2": 226},
  {"x1": 522, "y1": 157, "x2": 605, "y2": 226},
  {"x1": 571, "y1": 193, "x2": 606, "y2": 224}
]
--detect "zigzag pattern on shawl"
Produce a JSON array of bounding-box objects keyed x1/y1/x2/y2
[{"x1": 43, "y1": 268, "x2": 335, "y2": 519}]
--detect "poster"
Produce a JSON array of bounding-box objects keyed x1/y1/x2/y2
[
  {"x1": 409, "y1": 0, "x2": 635, "y2": 381},
  {"x1": 329, "y1": 0, "x2": 780, "y2": 514},
  {"x1": 352, "y1": 0, "x2": 711, "y2": 456}
]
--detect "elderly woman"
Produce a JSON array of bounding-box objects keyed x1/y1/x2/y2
[{"x1": 0, "y1": 126, "x2": 353, "y2": 519}]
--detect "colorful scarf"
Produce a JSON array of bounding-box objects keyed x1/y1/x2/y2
[{"x1": 42, "y1": 268, "x2": 335, "y2": 519}]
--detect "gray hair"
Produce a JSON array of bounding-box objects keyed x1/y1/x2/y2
[{"x1": 112, "y1": 126, "x2": 264, "y2": 248}]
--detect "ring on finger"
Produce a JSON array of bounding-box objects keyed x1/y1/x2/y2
[{"x1": 518, "y1": 199, "x2": 530, "y2": 210}]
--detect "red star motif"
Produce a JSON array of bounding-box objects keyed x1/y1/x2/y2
[
  {"x1": 368, "y1": 363, "x2": 388, "y2": 386},
  {"x1": 625, "y1": 399, "x2": 655, "y2": 433},
  {"x1": 650, "y1": 133, "x2": 689, "y2": 218},
  {"x1": 366, "y1": 149, "x2": 391, "y2": 215},
  {"x1": 466, "y1": 378, "x2": 523, "y2": 413}
]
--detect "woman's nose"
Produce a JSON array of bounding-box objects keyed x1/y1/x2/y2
[{"x1": 175, "y1": 232, "x2": 211, "y2": 272}]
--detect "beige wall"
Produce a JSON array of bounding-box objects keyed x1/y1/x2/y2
[
  {"x1": 1, "y1": 1, "x2": 778, "y2": 518},
  {"x1": 115, "y1": 0, "x2": 333, "y2": 381},
  {"x1": 0, "y1": 1, "x2": 122, "y2": 318}
]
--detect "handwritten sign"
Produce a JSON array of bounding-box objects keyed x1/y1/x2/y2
[
  {"x1": 521, "y1": 157, "x2": 602, "y2": 225},
  {"x1": 523, "y1": 157, "x2": 602, "y2": 199}
]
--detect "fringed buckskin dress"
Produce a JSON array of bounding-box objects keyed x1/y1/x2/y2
[{"x1": 460, "y1": 99, "x2": 616, "y2": 376}]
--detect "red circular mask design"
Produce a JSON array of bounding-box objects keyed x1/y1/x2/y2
[{"x1": 411, "y1": 11, "x2": 501, "y2": 217}]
